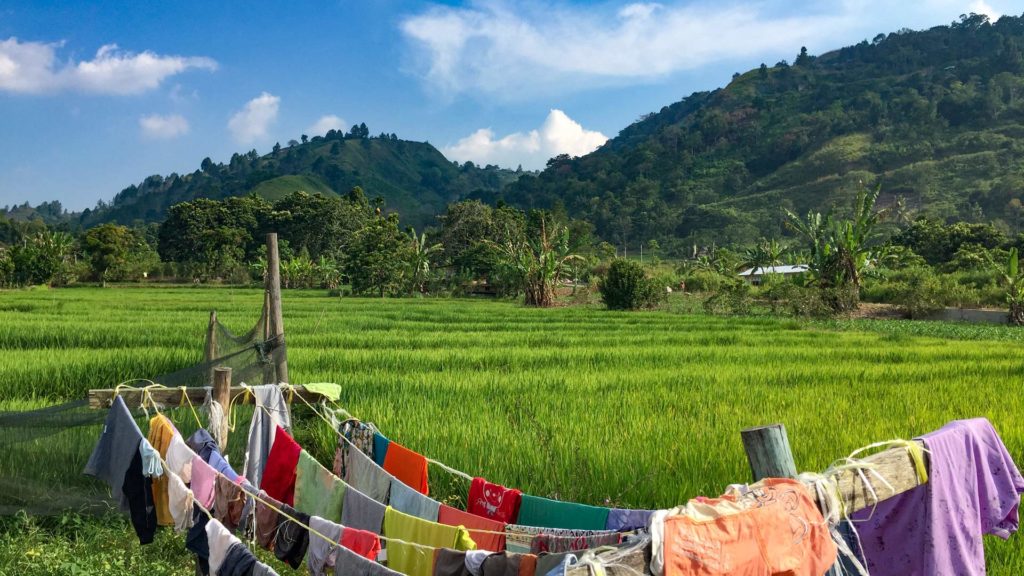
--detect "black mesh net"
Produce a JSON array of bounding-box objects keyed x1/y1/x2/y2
[{"x1": 0, "y1": 299, "x2": 285, "y2": 516}]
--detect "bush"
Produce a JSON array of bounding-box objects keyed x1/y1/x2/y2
[
  {"x1": 890, "y1": 267, "x2": 946, "y2": 319},
  {"x1": 683, "y1": 270, "x2": 728, "y2": 292},
  {"x1": 703, "y1": 279, "x2": 754, "y2": 316},
  {"x1": 599, "y1": 259, "x2": 665, "y2": 310}
]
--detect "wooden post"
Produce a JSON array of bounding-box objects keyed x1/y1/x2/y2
[
  {"x1": 265, "y1": 233, "x2": 289, "y2": 384},
  {"x1": 741, "y1": 423, "x2": 798, "y2": 481},
  {"x1": 205, "y1": 310, "x2": 217, "y2": 385},
  {"x1": 213, "y1": 367, "x2": 232, "y2": 452}
]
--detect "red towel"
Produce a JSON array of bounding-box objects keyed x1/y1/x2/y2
[
  {"x1": 260, "y1": 425, "x2": 301, "y2": 505},
  {"x1": 438, "y1": 503, "x2": 507, "y2": 551},
  {"x1": 382, "y1": 440, "x2": 429, "y2": 495},
  {"x1": 468, "y1": 477, "x2": 521, "y2": 523},
  {"x1": 341, "y1": 526, "x2": 382, "y2": 560}
]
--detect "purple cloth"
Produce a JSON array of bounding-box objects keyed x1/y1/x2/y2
[
  {"x1": 604, "y1": 508, "x2": 654, "y2": 531},
  {"x1": 851, "y1": 418, "x2": 1024, "y2": 576}
]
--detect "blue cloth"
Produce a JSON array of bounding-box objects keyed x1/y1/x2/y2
[
  {"x1": 187, "y1": 429, "x2": 220, "y2": 461},
  {"x1": 604, "y1": 509, "x2": 654, "y2": 531},
  {"x1": 372, "y1": 432, "x2": 390, "y2": 467},
  {"x1": 389, "y1": 477, "x2": 441, "y2": 521},
  {"x1": 208, "y1": 450, "x2": 240, "y2": 482}
]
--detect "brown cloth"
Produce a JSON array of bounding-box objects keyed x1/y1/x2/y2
[
  {"x1": 481, "y1": 552, "x2": 523, "y2": 576},
  {"x1": 433, "y1": 549, "x2": 472, "y2": 576},
  {"x1": 518, "y1": 554, "x2": 537, "y2": 576},
  {"x1": 214, "y1": 476, "x2": 247, "y2": 532},
  {"x1": 254, "y1": 490, "x2": 283, "y2": 550}
]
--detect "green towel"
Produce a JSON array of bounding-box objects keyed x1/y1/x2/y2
[
  {"x1": 303, "y1": 382, "x2": 342, "y2": 401},
  {"x1": 294, "y1": 450, "x2": 346, "y2": 522},
  {"x1": 383, "y1": 506, "x2": 476, "y2": 576},
  {"x1": 516, "y1": 494, "x2": 610, "y2": 530}
]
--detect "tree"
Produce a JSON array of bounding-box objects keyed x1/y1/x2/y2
[
  {"x1": 273, "y1": 142, "x2": 281, "y2": 155},
  {"x1": 346, "y1": 213, "x2": 410, "y2": 297},
  {"x1": 83, "y1": 224, "x2": 135, "y2": 286},
  {"x1": 406, "y1": 228, "x2": 442, "y2": 294},
  {"x1": 300, "y1": 134, "x2": 308, "y2": 144},
  {"x1": 739, "y1": 238, "x2": 785, "y2": 275},
  {"x1": 490, "y1": 212, "x2": 582, "y2": 307},
  {"x1": 992, "y1": 247, "x2": 1024, "y2": 325},
  {"x1": 599, "y1": 258, "x2": 664, "y2": 310},
  {"x1": 288, "y1": 139, "x2": 299, "y2": 148}
]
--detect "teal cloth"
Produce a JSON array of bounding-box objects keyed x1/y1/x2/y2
[
  {"x1": 372, "y1": 432, "x2": 389, "y2": 467},
  {"x1": 516, "y1": 494, "x2": 609, "y2": 530},
  {"x1": 294, "y1": 450, "x2": 346, "y2": 523}
]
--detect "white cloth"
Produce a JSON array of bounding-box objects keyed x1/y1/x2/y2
[
  {"x1": 166, "y1": 434, "x2": 194, "y2": 483},
  {"x1": 138, "y1": 439, "x2": 163, "y2": 478},
  {"x1": 465, "y1": 550, "x2": 492, "y2": 576},
  {"x1": 206, "y1": 518, "x2": 241, "y2": 576},
  {"x1": 167, "y1": 470, "x2": 194, "y2": 532},
  {"x1": 307, "y1": 515, "x2": 344, "y2": 576},
  {"x1": 243, "y1": 384, "x2": 292, "y2": 488},
  {"x1": 649, "y1": 506, "x2": 685, "y2": 576}
]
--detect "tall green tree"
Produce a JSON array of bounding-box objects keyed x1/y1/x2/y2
[
  {"x1": 491, "y1": 211, "x2": 582, "y2": 307},
  {"x1": 346, "y1": 213, "x2": 411, "y2": 297},
  {"x1": 82, "y1": 224, "x2": 136, "y2": 286},
  {"x1": 406, "y1": 228, "x2": 442, "y2": 294}
]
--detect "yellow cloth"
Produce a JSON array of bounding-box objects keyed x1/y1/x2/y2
[
  {"x1": 383, "y1": 506, "x2": 475, "y2": 576},
  {"x1": 147, "y1": 414, "x2": 176, "y2": 526}
]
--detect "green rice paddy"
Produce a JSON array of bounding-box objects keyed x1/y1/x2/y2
[{"x1": 1, "y1": 286, "x2": 1022, "y2": 574}]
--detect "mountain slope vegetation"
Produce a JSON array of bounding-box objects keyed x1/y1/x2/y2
[{"x1": 498, "y1": 13, "x2": 1024, "y2": 251}]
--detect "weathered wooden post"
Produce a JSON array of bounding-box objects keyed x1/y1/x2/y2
[
  {"x1": 205, "y1": 310, "x2": 217, "y2": 384},
  {"x1": 213, "y1": 367, "x2": 232, "y2": 451},
  {"x1": 265, "y1": 233, "x2": 289, "y2": 384},
  {"x1": 740, "y1": 423, "x2": 798, "y2": 480}
]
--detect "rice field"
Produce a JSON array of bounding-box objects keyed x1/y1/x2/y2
[{"x1": 1, "y1": 286, "x2": 1023, "y2": 574}]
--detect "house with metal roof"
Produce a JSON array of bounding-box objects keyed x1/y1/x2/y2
[{"x1": 738, "y1": 264, "x2": 809, "y2": 285}]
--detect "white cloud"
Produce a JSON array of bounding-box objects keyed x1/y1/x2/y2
[
  {"x1": 968, "y1": 0, "x2": 1001, "y2": 19},
  {"x1": 0, "y1": 37, "x2": 216, "y2": 95},
  {"x1": 139, "y1": 113, "x2": 189, "y2": 139},
  {"x1": 228, "y1": 92, "x2": 280, "y2": 145},
  {"x1": 443, "y1": 109, "x2": 608, "y2": 170},
  {"x1": 399, "y1": 1, "x2": 1012, "y2": 100},
  {"x1": 307, "y1": 114, "x2": 346, "y2": 136}
]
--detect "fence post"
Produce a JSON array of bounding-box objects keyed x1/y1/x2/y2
[
  {"x1": 213, "y1": 367, "x2": 232, "y2": 452},
  {"x1": 205, "y1": 310, "x2": 217, "y2": 385},
  {"x1": 265, "y1": 233, "x2": 289, "y2": 384},
  {"x1": 740, "y1": 423, "x2": 798, "y2": 481}
]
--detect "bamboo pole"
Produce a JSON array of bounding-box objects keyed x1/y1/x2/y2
[
  {"x1": 204, "y1": 310, "x2": 217, "y2": 385},
  {"x1": 212, "y1": 367, "x2": 231, "y2": 452},
  {"x1": 266, "y1": 233, "x2": 288, "y2": 384}
]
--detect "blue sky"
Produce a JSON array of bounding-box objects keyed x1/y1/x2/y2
[{"x1": 0, "y1": 0, "x2": 1015, "y2": 211}]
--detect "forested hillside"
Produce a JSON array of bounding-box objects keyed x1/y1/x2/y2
[
  {"x1": 498, "y1": 13, "x2": 1024, "y2": 252},
  {"x1": 4, "y1": 128, "x2": 522, "y2": 230}
]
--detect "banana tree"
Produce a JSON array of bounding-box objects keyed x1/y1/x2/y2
[
  {"x1": 408, "y1": 228, "x2": 442, "y2": 294},
  {"x1": 993, "y1": 247, "x2": 1024, "y2": 325},
  {"x1": 491, "y1": 214, "x2": 583, "y2": 307}
]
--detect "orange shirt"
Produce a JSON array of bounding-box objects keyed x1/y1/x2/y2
[
  {"x1": 382, "y1": 440, "x2": 429, "y2": 495},
  {"x1": 147, "y1": 414, "x2": 176, "y2": 526}
]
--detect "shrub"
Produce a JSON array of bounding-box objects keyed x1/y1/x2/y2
[
  {"x1": 683, "y1": 270, "x2": 727, "y2": 293},
  {"x1": 599, "y1": 259, "x2": 665, "y2": 310},
  {"x1": 703, "y1": 279, "x2": 754, "y2": 316},
  {"x1": 890, "y1": 267, "x2": 946, "y2": 319}
]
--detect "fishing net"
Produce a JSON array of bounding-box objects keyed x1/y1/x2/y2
[{"x1": 0, "y1": 298, "x2": 286, "y2": 516}]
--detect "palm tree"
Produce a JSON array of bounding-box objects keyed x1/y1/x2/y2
[
  {"x1": 408, "y1": 228, "x2": 442, "y2": 294},
  {"x1": 740, "y1": 238, "x2": 785, "y2": 276},
  {"x1": 992, "y1": 247, "x2": 1024, "y2": 325}
]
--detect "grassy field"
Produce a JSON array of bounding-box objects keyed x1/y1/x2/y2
[{"x1": 1, "y1": 286, "x2": 1023, "y2": 574}]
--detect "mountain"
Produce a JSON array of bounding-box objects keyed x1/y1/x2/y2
[
  {"x1": 6, "y1": 132, "x2": 524, "y2": 231},
  {"x1": 497, "y1": 13, "x2": 1024, "y2": 251}
]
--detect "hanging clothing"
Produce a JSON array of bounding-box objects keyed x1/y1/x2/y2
[
  {"x1": 186, "y1": 503, "x2": 211, "y2": 575},
  {"x1": 84, "y1": 396, "x2": 156, "y2": 544},
  {"x1": 192, "y1": 455, "x2": 218, "y2": 510},
  {"x1": 221, "y1": 542, "x2": 259, "y2": 576},
  {"x1": 243, "y1": 384, "x2": 291, "y2": 489},
  {"x1": 166, "y1": 433, "x2": 194, "y2": 483},
  {"x1": 516, "y1": 495, "x2": 609, "y2": 531},
  {"x1": 214, "y1": 475, "x2": 248, "y2": 532},
  {"x1": 307, "y1": 515, "x2": 344, "y2": 576},
  {"x1": 295, "y1": 450, "x2": 346, "y2": 523},
  {"x1": 373, "y1": 432, "x2": 390, "y2": 467},
  {"x1": 438, "y1": 504, "x2": 507, "y2": 552},
  {"x1": 851, "y1": 419, "x2": 1024, "y2": 576},
  {"x1": 604, "y1": 508, "x2": 653, "y2": 531},
  {"x1": 383, "y1": 505, "x2": 477, "y2": 576},
  {"x1": 254, "y1": 490, "x2": 283, "y2": 550},
  {"x1": 206, "y1": 518, "x2": 241, "y2": 576},
  {"x1": 334, "y1": 540, "x2": 403, "y2": 576},
  {"x1": 344, "y1": 438, "x2": 394, "y2": 504},
  {"x1": 261, "y1": 424, "x2": 301, "y2": 505},
  {"x1": 147, "y1": 413, "x2": 177, "y2": 526},
  {"x1": 167, "y1": 468, "x2": 194, "y2": 532},
  {"x1": 341, "y1": 526, "x2": 382, "y2": 561},
  {"x1": 273, "y1": 504, "x2": 311, "y2": 569},
  {"x1": 208, "y1": 450, "x2": 240, "y2": 483},
  {"x1": 534, "y1": 552, "x2": 574, "y2": 576},
  {"x1": 252, "y1": 561, "x2": 279, "y2": 576},
  {"x1": 480, "y1": 552, "x2": 524, "y2": 576},
  {"x1": 342, "y1": 481, "x2": 388, "y2": 534},
  {"x1": 335, "y1": 419, "x2": 377, "y2": 478},
  {"x1": 391, "y1": 477, "x2": 441, "y2": 521},
  {"x1": 139, "y1": 439, "x2": 163, "y2": 478},
  {"x1": 468, "y1": 478, "x2": 522, "y2": 524},
  {"x1": 188, "y1": 429, "x2": 221, "y2": 462},
  {"x1": 657, "y1": 477, "x2": 836, "y2": 576},
  {"x1": 465, "y1": 550, "x2": 493, "y2": 576},
  {"x1": 518, "y1": 554, "x2": 537, "y2": 576},
  {"x1": 383, "y1": 439, "x2": 430, "y2": 495},
  {"x1": 434, "y1": 549, "x2": 472, "y2": 576},
  {"x1": 504, "y1": 525, "x2": 619, "y2": 555}
]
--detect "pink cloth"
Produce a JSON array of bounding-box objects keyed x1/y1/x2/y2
[{"x1": 191, "y1": 455, "x2": 217, "y2": 509}]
